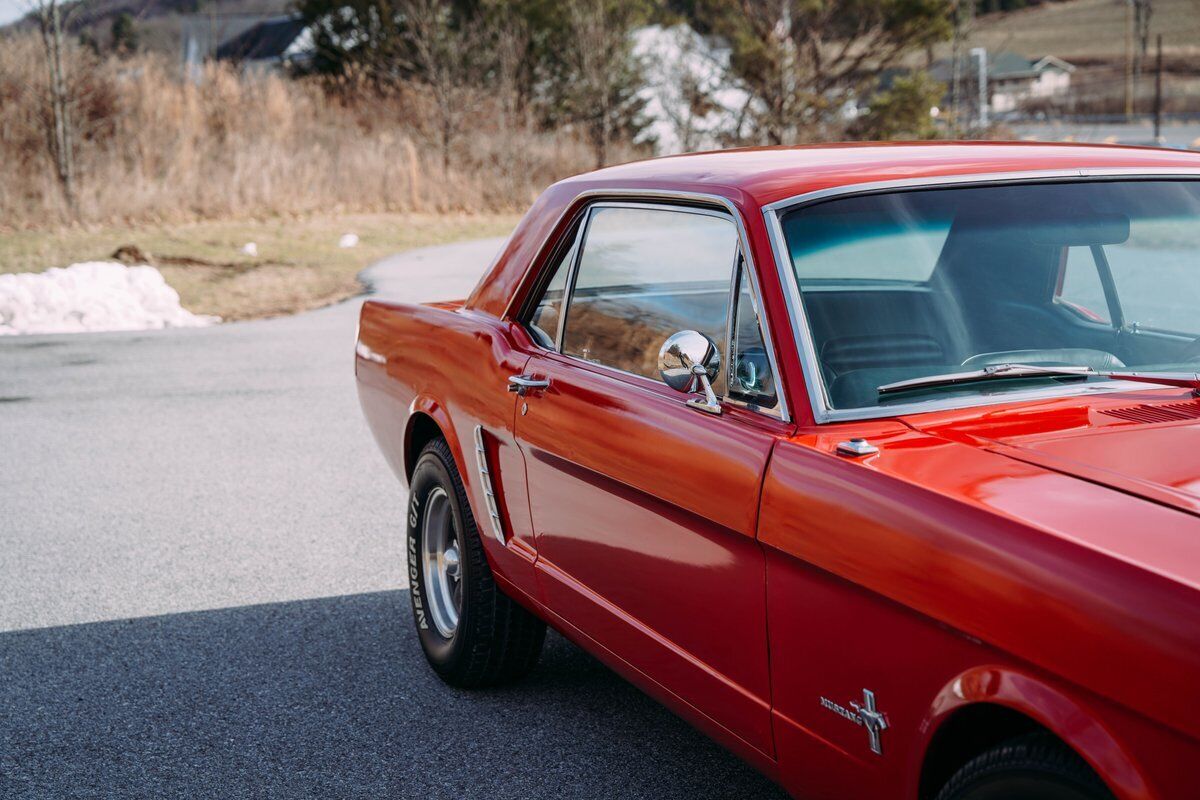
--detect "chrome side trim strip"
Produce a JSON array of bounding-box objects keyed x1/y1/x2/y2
[
  {"x1": 762, "y1": 168, "x2": 1200, "y2": 425},
  {"x1": 473, "y1": 425, "x2": 506, "y2": 544}
]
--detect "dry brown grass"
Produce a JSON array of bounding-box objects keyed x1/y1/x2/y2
[
  {"x1": 0, "y1": 34, "x2": 609, "y2": 319},
  {"x1": 0, "y1": 34, "x2": 612, "y2": 230}
]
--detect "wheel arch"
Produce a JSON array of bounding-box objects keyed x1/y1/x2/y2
[
  {"x1": 404, "y1": 397, "x2": 467, "y2": 486},
  {"x1": 911, "y1": 666, "x2": 1151, "y2": 800}
]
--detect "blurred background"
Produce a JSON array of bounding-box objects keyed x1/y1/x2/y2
[{"x1": 0, "y1": 0, "x2": 1197, "y2": 326}]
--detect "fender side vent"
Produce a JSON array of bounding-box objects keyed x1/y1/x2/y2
[
  {"x1": 1100, "y1": 401, "x2": 1200, "y2": 424},
  {"x1": 473, "y1": 425, "x2": 506, "y2": 544}
]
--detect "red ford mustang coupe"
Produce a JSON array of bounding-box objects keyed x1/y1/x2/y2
[{"x1": 356, "y1": 143, "x2": 1200, "y2": 800}]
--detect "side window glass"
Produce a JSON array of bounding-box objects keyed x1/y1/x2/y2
[
  {"x1": 729, "y1": 262, "x2": 778, "y2": 409},
  {"x1": 527, "y1": 234, "x2": 578, "y2": 348},
  {"x1": 1055, "y1": 246, "x2": 1112, "y2": 325},
  {"x1": 562, "y1": 206, "x2": 738, "y2": 391}
]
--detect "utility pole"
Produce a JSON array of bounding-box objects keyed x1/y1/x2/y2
[
  {"x1": 971, "y1": 47, "x2": 988, "y2": 129},
  {"x1": 949, "y1": 0, "x2": 974, "y2": 135},
  {"x1": 1125, "y1": 0, "x2": 1134, "y2": 119},
  {"x1": 1134, "y1": 0, "x2": 1153, "y2": 82},
  {"x1": 950, "y1": 0, "x2": 962, "y2": 133},
  {"x1": 1153, "y1": 33, "x2": 1163, "y2": 143}
]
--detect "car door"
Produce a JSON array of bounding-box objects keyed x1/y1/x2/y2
[{"x1": 511, "y1": 201, "x2": 791, "y2": 759}]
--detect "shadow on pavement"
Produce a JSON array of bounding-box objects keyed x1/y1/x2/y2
[{"x1": 1, "y1": 591, "x2": 786, "y2": 799}]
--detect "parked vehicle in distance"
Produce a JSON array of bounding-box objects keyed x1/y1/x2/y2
[{"x1": 356, "y1": 143, "x2": 1200, "y2": 800}]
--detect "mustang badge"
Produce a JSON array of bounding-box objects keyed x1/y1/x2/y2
[{"x1": 819, "y1": 689, "x2": 890, "y2": 755}]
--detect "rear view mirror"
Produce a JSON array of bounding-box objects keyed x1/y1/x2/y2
[{"x1": 1025, "y1": 213, "x2": 1130, "y2": 246}]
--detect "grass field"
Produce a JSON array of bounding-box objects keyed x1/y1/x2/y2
[{"x1": 0, "y1": 214, "x2": 520, "y2": 321}]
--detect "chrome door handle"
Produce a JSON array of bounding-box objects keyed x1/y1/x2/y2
[{"x1": 508, "y1": 374, "x2": 551, "y2": 395}]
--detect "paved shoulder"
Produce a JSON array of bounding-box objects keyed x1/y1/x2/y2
[
  {"x1": 0, "y1": 236, "x2": 784, "y2": 800},
  {"x1": 0, "y1": 238, "x2": 504, "y2": 632},
  {"x1": 359, "y1": 237, "x2": 508, "y2": 304}
]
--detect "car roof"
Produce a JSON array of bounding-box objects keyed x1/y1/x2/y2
[
  {"x1": 466, "y1": 141, "x2": 1200, "y2": 318},
  {"x1": 560, "y1": 141, "x2": 1200, "y2": 208}
]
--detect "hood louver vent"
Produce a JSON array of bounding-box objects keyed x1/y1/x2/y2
[{"x1": 1100, "y1": 401, "x2": 1200, "y2": 424}]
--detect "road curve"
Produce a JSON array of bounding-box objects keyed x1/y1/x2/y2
[{"x1": 0, "y1": 239, "x2": 785, "y2": 799}]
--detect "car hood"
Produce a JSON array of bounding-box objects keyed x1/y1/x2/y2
[{"x1": 910, "y1": 392, "x2": 1200, "y2": 518}]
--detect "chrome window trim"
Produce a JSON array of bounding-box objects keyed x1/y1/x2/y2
[
  {"x1": 553, "y1": 209, "x2": 592, "y2": 351},
  {"x1": 762, "y1": 168, "x2": 1200, "y2": 424},
  {"x1": 723, "y1": 249, "x2": 741, "y2": 399},
  {"x1": 726, "y1": 258, "x2": 782, "y2": 414},
  {"x1": 520, "y1": 207, "x2": 586, "y2": 350},
  {"x1": 518, "y1": 191, "x2": 791, "y2": 423}
]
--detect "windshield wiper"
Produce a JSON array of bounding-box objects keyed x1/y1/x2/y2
[{"x1": 877, "y1": 363, "x2": 1200, "y2": 396}]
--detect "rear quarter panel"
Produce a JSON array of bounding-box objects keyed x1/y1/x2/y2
[{"x1": 355, "y1": 299, "x2": 539, "y2": 601}]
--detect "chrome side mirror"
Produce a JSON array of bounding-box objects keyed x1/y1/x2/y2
[{"x1": 658, "y1": 330, "x2": 722, "y2": 415}]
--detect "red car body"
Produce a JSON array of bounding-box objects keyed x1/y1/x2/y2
[{"x1": 356, "y1": 143, "x2": 1200, "y2": 799}]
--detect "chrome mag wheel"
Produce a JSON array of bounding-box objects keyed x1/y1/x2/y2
[
  {"x1": 408, "y1": 437, "x2": 547, "y2": 686},
  {"x1": 420, "y1": 486, "x2": 462, "y2": 638}
]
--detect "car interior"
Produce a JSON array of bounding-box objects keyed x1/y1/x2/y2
[
  {"x1": 786, "y1": 181, "x2": 1200, "y2": 410},
  {"x1": 525, "y1": 206, "x2": 778, "y2": 408},
  {"x1": 526, "y1": 182, "x2": 1200, "y2": 415},
  {"x1": 551, "y1": 280, "x2": 773, "y2": 404}
]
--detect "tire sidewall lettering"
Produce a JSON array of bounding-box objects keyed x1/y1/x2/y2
[{"x1": 408, "y1": 484, "x2": 429, "y2": 630}]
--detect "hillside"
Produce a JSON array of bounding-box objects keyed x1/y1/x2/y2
[
  {"x1": 964, "y1": 0, "x2": 1200, "y2": 64},
  {"x1": 5, "y1": 0, "x2": 291, "y2": 53}
]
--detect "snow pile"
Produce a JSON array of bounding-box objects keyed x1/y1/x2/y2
[{"x1": 0, "y1": 262, "x2": 218, "y2": 336}]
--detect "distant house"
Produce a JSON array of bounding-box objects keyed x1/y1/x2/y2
[
  {"x1": 931, "y1": 52, "x2": 1076, "y2": 114},
  {"x1": 214, "y1": 14, "x2": 313, "y2": 72}
]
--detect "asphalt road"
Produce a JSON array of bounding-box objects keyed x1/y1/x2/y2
[{"x1": 0, "y1": 239, "x2": 785, "y2": 799}]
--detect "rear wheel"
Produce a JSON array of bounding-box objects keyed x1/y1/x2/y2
[
  {"x1": 406, "y1": 437, "x2": 546, "y2": 687},
  {"x1": 935, "y1": 733, "x2": 1114, "y2": 800}
]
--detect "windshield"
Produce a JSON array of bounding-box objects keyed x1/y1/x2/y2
[{"x1": 779, "y1": 179, "x2": 1200, "y2": 412}]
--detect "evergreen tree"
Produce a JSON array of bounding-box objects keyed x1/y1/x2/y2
[
  {"x1": 110, "y1": 12, "x2": 138, "y2": 56},
  {"x1": 850, "y1": 71, "x2": 946, "y2": 140}
]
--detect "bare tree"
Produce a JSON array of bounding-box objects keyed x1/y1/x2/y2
[
  {"x1": 559, "y1": 0, "x2": 650, "y2": 169},
  {"x1": 490, "y1": 8, "x2": 531, "y2": 134},
  {"x1": 696, "y1": 0, "x2": 953, "y2": 143},
  {"x1": 402, "y1": 0, "x2": 492, "y2": 172},
  {"x1": 27, "y1": 0, "x2": 77, "y2": 211}
]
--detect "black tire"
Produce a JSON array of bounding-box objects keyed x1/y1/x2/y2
[
  {"x1": 935, "y1": 733, "x2": 1114, "y2": 800},
  {"x1": 407, "y1": 437, "x2": 546, "y2": 687}
]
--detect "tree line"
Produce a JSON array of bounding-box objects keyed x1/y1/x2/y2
[
  {"x1": 11, "y1": 0, "x2": 971, "y2": 218},
  {"x1": 295, "y1": 0, "x2": 961, "y2": 167}
]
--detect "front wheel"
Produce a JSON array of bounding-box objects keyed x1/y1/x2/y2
[
  {"x1": 935, "y1": 733, "x2": 1114, "y2": 800},
  {"x1": 406, "y1": 437, "x2": 546, "y2": 687}
]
